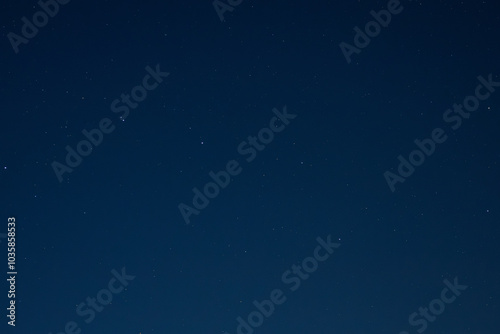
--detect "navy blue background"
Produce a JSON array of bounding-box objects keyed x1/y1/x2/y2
[{"x1": 1, "y1": 0, "x2": 499, "y2": 333}]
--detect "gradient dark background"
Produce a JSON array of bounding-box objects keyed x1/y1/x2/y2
[{"x1": 1, "y1": 0, "x2": 499, "y2": 333}]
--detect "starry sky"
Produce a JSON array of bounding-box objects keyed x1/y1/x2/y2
[{"x1": 1, "y1": 0, "x2": 499, "y2": 333}]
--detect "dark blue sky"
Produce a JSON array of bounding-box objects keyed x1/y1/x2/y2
[{"x1": 1, "y1": 0, "x2": 499, "y2": 333}]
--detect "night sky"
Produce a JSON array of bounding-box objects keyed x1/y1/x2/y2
[{"x1": 1, "y1": 0, "x2": 499, "y2": 333}]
